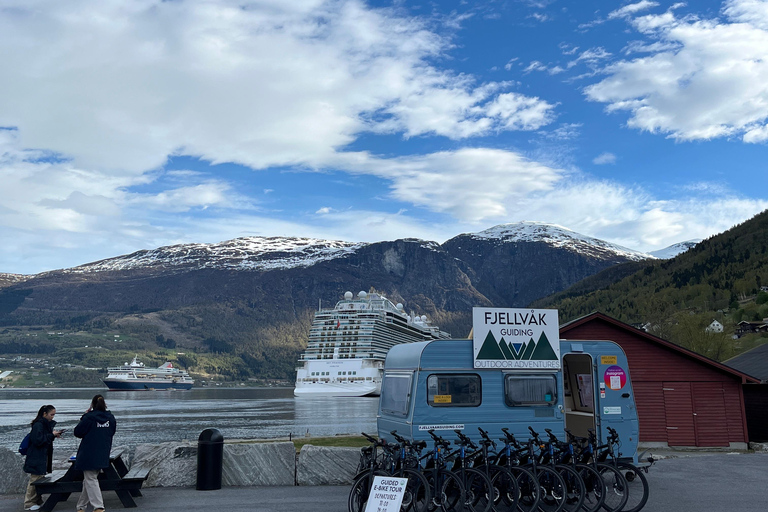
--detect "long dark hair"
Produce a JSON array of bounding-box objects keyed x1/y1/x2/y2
[
  {"x1": 91, "y1": 394, "x2": 107, "y2": 412},
  {"x1": 31, "y1": 404, "x2": 55, "y2": 426}
]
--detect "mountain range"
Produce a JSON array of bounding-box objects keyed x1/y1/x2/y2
[{"x1": 0, "y1": 221, "x2": 699, "y2": 380}]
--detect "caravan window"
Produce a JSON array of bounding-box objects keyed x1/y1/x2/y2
[
  {"x1": 504, "y1": 375, "x2": 557, "y2": 406},
  {"x1": 380, "y1": 373, "x2": 413, "y2": 416},
  {"x1": 427, "y1": 374, "x2": 481, "y2": 407}
]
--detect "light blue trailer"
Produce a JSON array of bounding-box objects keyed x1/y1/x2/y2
[{"x1": 377, "y1": 338, "x2": 640, "y2": 463}]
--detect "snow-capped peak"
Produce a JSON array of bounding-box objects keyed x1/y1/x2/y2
[
  {"x1": 63, "y1": 237, "x2": 367, "y2": 274},
  {"x1": 469, "y1": 221, "x2": 654, "y2": 261},
  {"x1": 649, "y1": 240, "x2": 701, "y2": 259}
]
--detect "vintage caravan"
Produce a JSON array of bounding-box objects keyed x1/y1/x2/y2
[{"x1": 377, "y1": 338, "x2": 640, "y2": 462}]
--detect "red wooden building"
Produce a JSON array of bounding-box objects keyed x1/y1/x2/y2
[{"x1": 560, "y1": 312, "x2": 760, "y2": 448}]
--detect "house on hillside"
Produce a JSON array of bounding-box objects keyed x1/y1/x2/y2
[
  {"x1": 705, "y1": 320, "x2": 723, "y2": 333},
  {"x1": 736, "y1": 320, "x2": 768, "y2": 337},
  {"x1": 560, "y1": 312, "x2": 760, "y2": 448}
]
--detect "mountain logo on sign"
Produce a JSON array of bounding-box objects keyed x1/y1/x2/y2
[{"x1": 476, "y1": 331, "x2": 558, "y2": 360}]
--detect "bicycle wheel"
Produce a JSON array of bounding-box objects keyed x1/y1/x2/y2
[
  {"x1": 554, "y1": 465, "x2": 585, "y2": 512},
  {"x1": 595, "y1": 464, "x2": 628, "y2": 512},
  {"x1": 616, "y1": 463, "x2": 648, "y2": 512},
  {"x1": 349, "y1": 472, "x2": 375, "y2": 512},
  {"x1": 461, "y1": 468, "x2": 494, "y2": 512},
  {"x1": 489, "y1": 466, "x2": 520, "y2": 512},
  {"x1": 401, "y1": 469, "x2": 432, "y2": 512},
  {"x1": 574, "y1": 464, "x2": 605, "y2": 512},
  {"x1": 504, "y1": 466, "x2": 540, "y2": 512},
  {"x1": 426, "y1": 470, "x2": 466, "y2": 512},
  {"x1": 533, "y1": 466, "x2": 567, "y2": 512}
]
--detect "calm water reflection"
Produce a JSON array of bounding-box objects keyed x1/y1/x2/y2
[{"x1": 0, "y1": 388, "x2": 379, "y2": 453}]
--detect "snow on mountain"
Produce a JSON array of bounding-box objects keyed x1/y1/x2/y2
[
  {"x1": 49, "y1": 222, "x2": 658, "y2": 276},
  {"x1": 63, "y1": 237, "x2": 368, "y2": 274},
  {"x1": 649, "y1": 240, "x2": 701, "y2": 259},
  {"x1": 470, "y1": 221, "x2": 654, "y2": 261},
  {"x1": 0, "y1": 272, "x2": 32, "y2": 285}
]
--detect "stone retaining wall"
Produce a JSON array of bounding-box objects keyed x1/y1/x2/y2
[{"x1": 1, "y1": 443, "x2": 358, "y2": 493}]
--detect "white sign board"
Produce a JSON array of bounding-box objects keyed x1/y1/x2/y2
[
  {"x1": 472, "y1": 308, "x2": 560, "y2": 369},
  {"x1": 365, "y1": 476, "x2": 407, "y2": 512}
]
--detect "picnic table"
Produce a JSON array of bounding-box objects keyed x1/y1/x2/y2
[{"x1": 33, "y1": 448, "x2": 151, "y2": 512}]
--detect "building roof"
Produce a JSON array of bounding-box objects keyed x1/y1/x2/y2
[
  {"x1": 724, "y1": 343, "x2": 768, "y2": 382},
  {"x1": 560, "y1": 311, "x2": 761, "y2": 384}
]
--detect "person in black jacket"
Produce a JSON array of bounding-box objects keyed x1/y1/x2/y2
[
  {"x1": 73, "y1": 395, "x2": 116, "y2": 512},
  {"x1": 23, "y1": 405, "x2": 64, "y2": 511}
]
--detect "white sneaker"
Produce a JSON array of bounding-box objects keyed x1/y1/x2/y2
[{"x1": 25, "y1": 506, "x2": 41, "y2": 511}]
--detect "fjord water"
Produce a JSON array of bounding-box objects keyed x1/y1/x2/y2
[{"x1": 0, "y1": 387, "x2": 378, "y2": 452}]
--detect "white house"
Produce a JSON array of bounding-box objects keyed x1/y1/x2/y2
[{"x1": 706, "y1": 320, "x2": 723, "y2": 333}]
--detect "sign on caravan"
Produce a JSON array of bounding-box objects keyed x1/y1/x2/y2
[{"x1": 472, "y1": 308, "x2": 560, "y2": 369}]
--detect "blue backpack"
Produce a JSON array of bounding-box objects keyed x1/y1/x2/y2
[{"x1": 19, "y1": 433, "x2": 30, "y2": 455}]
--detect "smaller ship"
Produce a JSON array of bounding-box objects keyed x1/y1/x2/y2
[{"x1": 103, "y1": 356, "x2": 194, "y2": 390}]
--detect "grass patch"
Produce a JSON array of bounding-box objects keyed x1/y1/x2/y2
[{"x1": 292, "y1": 435, "x2": 371, "y2": 452}]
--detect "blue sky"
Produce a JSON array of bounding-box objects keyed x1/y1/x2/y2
[{"x1": 1, "y1": 0, "x2": 767, "y2": 274}]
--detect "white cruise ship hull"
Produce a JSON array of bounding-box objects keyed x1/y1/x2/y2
[
  {"x1": 294, "y1": 358, "x2": 381, "y2": 397},
  {"x1": 294, "y1": 290, "x2": 450, "y2": 398},
  {"x1": 294, "y1": 378, "x2": 381, "y2": 397}
]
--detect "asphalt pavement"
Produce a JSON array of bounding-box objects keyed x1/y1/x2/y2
[{"x1": 2, "y1": 452, "x2": 766, "y2": 512}]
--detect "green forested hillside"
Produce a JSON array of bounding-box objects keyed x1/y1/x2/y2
[{"x1": 534, "y1": 209, "x2": 768, "y2": 361}]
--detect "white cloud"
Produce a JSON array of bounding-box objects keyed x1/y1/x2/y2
[
  {"x1": 0, "y1": 0, "x2": 555, "y2": 175},
  {"x1": 608, "y1": 1, "x2": 660, "y2": 20},
  {"x1": 523, "y1": 61, "x2": 564, "y2": 75},
  {"x1": 593, "y1": 152, "x2": 617, "y2": 164},
  {"x1": 0, "y1": 129, "x2": 250, "y2": 270},
  {"x1": 528, "y1": 13, "x2": 551, "y2": 22},
  {"x1": 586, "y1": 0, "x2": 768, "y2": 142},
  {"x1": 329, "y1": 148, "x2": 565, "y2": 222},
  {"x1": 539, "y1": 123, "x2": 583, "y2": 140},
  {"x1": 723, "y1": 0, "x2": 768, "y2": 29},
  {"x1": 504, "y1": 58, "x2": 519, "y2": 71},
  {"x1": 568, "y1": 47, "x2": 613, "y2": 68},
  {"x1": 559, "y1": 43, "x2": 580, "y2": 55}
]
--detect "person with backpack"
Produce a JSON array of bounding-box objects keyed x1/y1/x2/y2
[
  {"x1": 73, "y1": 395, "x2": 116, "y2": 512},
  {"x1": 23, "y1": 404, "x2": 64, "y2": 511}
]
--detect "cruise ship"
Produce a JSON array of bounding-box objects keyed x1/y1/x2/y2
[
  {"x1": 294, "y1": 290, "x2": 451, "y2": 397},
  {"x1": 103, "y1": 356, "x2": 194, "y2": 390}
]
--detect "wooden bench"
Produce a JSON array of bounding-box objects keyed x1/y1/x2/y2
[
  {"x1": 32, "y1": 470, "x2": 70, "y2": 492},
  {"x1": 34, "y1": 457, "x2": 152, "y2": 511},
  {"x1": 123, "y1": 465, "x2": 152, "y2": 482}
]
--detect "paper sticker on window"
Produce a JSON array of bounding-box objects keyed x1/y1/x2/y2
[{"x1": 433, "y1": 395, "x2": 452, "y2": 403}]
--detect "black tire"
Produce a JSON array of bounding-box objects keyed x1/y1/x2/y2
[
  {"x1": 595, "y1": 464, "x2": 628, "y2": 512},
  {"x1": 349, "y1": 471, "x2": 385, "y2": 512},
  {"x1": 426, "y1": 470, "x2": 466, "y2": 512},
  {"x1": 554, "y1": 465, "x2": 585, "y2": 512},
  {"x1": 507, "y1": 466, "x2": 541, "y2": 512},
  {"x1": 532, "y1": 466, "x2": 567, "y2": 512},
  {"x1": 461, "y1": 468, "x2": 494, "y2": 512},
  {"x1": 574, "y1": 464, "x2": 605, "y2": 512},
  {"x1": 401, "y1": 469, "x2": 432, "y2": 512},
  {"x1": 616, "y1": 463, "x2": 649, "y2": 512},
  {"x1": 489, "y1": 466, "x2": 520, "y2": 512}
]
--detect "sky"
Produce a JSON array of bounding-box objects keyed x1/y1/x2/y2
[{"x1": 1, "y1": 0, "x2": 768, "y2": 275}]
